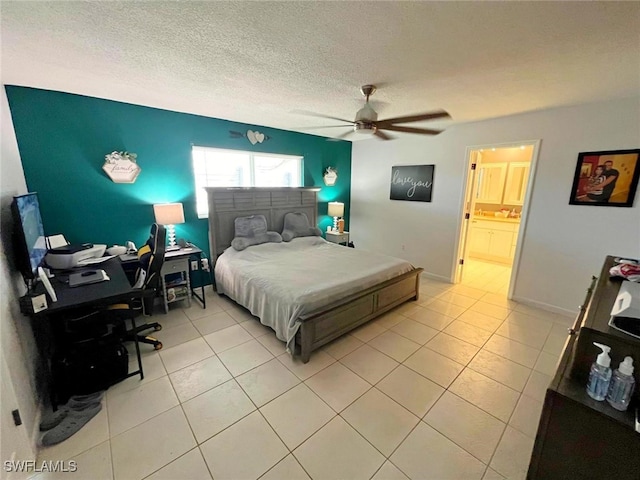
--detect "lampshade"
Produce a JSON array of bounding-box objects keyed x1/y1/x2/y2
[
  {"x1": 328, "y1": 202, "x2": 344, "y2": 218},
  {"x1": 153, "y1": 203, "x2": 185, "y2": 225}
]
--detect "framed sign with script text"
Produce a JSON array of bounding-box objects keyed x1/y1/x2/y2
[
  {"x1": 103, "y1": 159, "x2": 141, "y2": 183},
  {"x1": 390, "y1": 165, "x2": 434, "y2": 202}
]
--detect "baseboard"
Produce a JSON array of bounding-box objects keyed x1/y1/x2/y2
[
  {"x1": 510, "y1": 295, "x2": 576, "y2": 318},
  {"x1": 30, "y1": 398, "x2": 43, "y2": 458},
  {"x1": 6, "y1": 402, "x2": 41, "y2": 480},
  {"x1": 420, "y1": 271, "x2": 451, "y2": 283}
]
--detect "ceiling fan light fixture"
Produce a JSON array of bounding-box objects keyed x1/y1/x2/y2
[
  {"x1": 296, "y1": 84, "x2": 449, "y2": 141},
  {"x1": 355, "y1": 103, "x2": 377, "y2": 122},
  {"x1": 354, "y1": 122, "x2": 376, "y2": 135}
]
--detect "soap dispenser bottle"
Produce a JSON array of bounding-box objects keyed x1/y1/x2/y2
[
  {"x1": 606, "y1": 356, "x2": 635, "y2": 411},
  {"x1": 587, "y1": 342, "x2": 612, "y2": 401}
]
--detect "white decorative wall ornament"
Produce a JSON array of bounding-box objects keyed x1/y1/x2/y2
[
  {"x1": 323, "y1": 167, "x2": 338, "y2": 186},
  {"x1": 229, "y1": 130, "x2": 271, "y2": 145},
  {"x1": 103, "y1": 151, "x2": 141, "y2": 183}
]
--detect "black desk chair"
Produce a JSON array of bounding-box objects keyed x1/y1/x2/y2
[{"x1": 110, "y1": 223, "x2": 166, "y2": 350}]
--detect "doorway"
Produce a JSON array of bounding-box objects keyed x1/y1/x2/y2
[{"x1": 453, "y1": 140, "x2": 540, "y2": 298}]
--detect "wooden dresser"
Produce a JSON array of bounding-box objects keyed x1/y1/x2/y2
[{"x1": 527, "y1": 256, "x2": 640, "y2": 479}]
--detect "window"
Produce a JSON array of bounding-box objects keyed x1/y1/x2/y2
[{"x1": 192, "y1": 146, "x2": 303, "y2": 218}]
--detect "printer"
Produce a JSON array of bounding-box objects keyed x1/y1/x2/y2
[
  {"x1": 45, "y1": 243, "x2": 107, "y2": 269},
  {"x1": 609, "y1": 280, "x2": 640, "y2": 340}
]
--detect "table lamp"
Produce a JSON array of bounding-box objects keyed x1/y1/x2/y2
[
  {"x1": 327, "y1": 201, "x2": 344, "y2": 232},
  {"x1": 153, "y1": 203, "x2": 185, "y2": 250}
]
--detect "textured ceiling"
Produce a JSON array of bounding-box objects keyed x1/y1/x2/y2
[{"x1": 2, "y1": 1, "x2": 639, "y2": 140}]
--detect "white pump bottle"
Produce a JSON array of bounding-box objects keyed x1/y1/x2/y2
[
  {"x1": 586, "y1": 342, "x2": 612, "y2": 401},
  {"x1": 606, "y1": 356, "x2": 635, "y2": 411}
]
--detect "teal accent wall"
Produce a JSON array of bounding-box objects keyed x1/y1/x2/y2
[{"x1": 6, "y1": 86, "x2": 352, "y2": 273}]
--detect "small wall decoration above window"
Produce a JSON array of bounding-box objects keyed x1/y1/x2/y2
[
  {"x1": 103, "y1": 151, "x2": 141, "y2": 183},
  {"x1": 229, "y1": 129, "x2": 271, "y2": 145},
  {"x1": 323, "y1": 167, "x2": 338, "y2": 186},
  {"x1": 569, "y1": 149, "x2": 640, "y2": 207},
  {"x1": 390, "y1": 165, "x2": 434, "y2": 202}
]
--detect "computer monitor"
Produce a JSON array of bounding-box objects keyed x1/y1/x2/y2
[{"x1": 11, "y1": 192, "x2": 48, "y2": 281}]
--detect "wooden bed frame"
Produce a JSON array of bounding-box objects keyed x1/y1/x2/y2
[{"x1": 205, "y1": 187, "x2": 423, "y2": 363}]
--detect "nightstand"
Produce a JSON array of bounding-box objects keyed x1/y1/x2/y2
[
  {"x1": 121, "y1": 245, "x2": 208, "y2": 313},
  {"x1": 325, "y1": 231, "x2": 349, "y2": 245},
  {"x1": 160, "y1": 257, "x2": 192, "y2": 313}
]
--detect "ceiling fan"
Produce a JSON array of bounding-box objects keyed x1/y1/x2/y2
[{"x1": 298, "y1": 85, "x2": 451, "y2": 140}]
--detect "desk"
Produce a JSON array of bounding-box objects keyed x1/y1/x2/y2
[
  {"x1": 43, "y1": 258, "x2": 136, "y2": 311},
  {"x1": 21, "y1": 258, "x2": 144, "y2": 407}
]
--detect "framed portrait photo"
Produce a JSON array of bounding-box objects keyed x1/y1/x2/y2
[{"x1": 569, "y1": 149, "x2": 640, "y2": 207}]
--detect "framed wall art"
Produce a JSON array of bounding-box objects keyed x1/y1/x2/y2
[
  {"x1": 390, "y1": 165, "x2": 434, "y2": 202},
  {"x1": 103, "y1": 151, "x2": 141, "y2": 183},
  {"x1": 569, "y1": 149, "x2": 640, "y2": 207}
]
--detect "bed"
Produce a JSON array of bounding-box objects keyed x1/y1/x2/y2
[{"x1": 205, "y1": 187, "x2": 424, "y2": 363}]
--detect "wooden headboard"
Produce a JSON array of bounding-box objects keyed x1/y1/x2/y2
[{"x1": 204, "y1": 187, "x2": 321, "y2": 265}]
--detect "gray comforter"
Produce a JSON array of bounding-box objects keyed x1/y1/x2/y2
[{"x1": 214, "y1": 236, "x2": 414, "y2": 352}]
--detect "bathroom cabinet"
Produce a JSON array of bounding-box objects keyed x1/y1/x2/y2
[
  {"x1": 527, "y1": 256, "x2": 640, "y2": 479},
  {"x1": 503, "y1": 162, "x2": 530, "y2": 205},
  {"x1": 475, "y1": 161, "x2": 530, "y2": 206},
  {"x1": 467, "y1": 219, "x2": 518, "y2": 264},
  {"x1": 475, "y1": 163, "x2": 507, "y2": 204}
]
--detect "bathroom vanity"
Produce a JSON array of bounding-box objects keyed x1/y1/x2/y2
[{"x1": 467, "y1": 216, "x2": 520, "y2": 264}]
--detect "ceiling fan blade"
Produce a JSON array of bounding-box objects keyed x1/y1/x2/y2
[
  {"x1": 377, "y1": 110, "x2": 450, "y2": 127},
  {"x1": 374, "y1": 130, "x2": 393, "y2": 140},
  {"x1": 291, "y1": 110, "x2": 354, "y2": 124},
  {"x1": 381, "y1": 125, "x2": 443, "y2": 135},
  {"x1": 331, "y1": 129, "x2": 356, "y2": 140},
  {"x1": 297, "y1": 125, "x2": 355, "y2": 130}
]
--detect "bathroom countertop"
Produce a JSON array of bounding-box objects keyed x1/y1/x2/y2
[{"x1": 473, "y1": 215, "x2": 521, "y2": 224}]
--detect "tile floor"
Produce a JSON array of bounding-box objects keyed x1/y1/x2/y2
[
  {"x1": 460, "y1": 258, "x2": 513, "y2": 295},
  {"x1": 33, "y1": 260, "x2": 574, "y2": 480}
]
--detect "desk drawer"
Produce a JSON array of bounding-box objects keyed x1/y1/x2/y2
[{"x1": 162, "y1": 258, "x2": 189, "y2": 275}]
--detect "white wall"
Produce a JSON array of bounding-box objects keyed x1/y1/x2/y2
[
  {"x1": 0, "y1": 86, "x2": 39, "y2": 465},
  {"x1": 351, "y1": 97, "x2": 640, "y2": 315}
]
